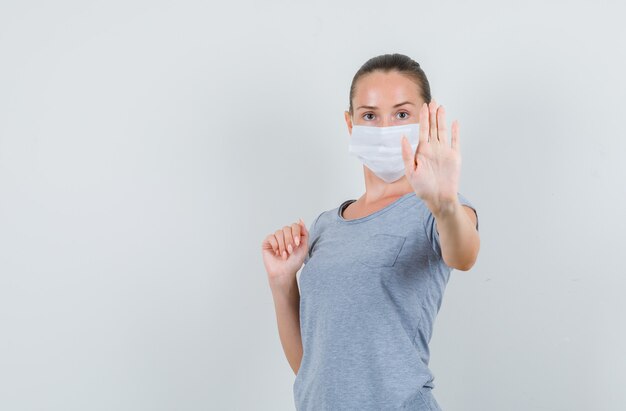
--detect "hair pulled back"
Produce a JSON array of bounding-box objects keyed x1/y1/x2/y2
[{"x1": 348, "y1": 53, "x2": 431, "y2": 115}]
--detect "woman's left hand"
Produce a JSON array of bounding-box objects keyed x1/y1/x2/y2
[{"x1": 400, "y1": 99, "x2": 462, "y2": 215}]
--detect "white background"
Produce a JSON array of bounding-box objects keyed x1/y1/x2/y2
[{"x1": 1, "y1": 1, "x2": 625, "y2": 410}]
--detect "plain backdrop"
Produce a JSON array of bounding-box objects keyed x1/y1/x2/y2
[{"x1": 1, "y1": 1, "x2": 625, "y2": 410}]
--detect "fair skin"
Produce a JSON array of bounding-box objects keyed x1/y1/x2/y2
[
  {"x1": 343, "y1": 70, "x2": 480, "y2": 270},
  {"x1": 261, "y1": 69, "x2": 480, "y2": 376}
]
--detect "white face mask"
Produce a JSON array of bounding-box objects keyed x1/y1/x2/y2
[{"x1": 348, "y1": 122, "x2": 420, "y2": 183}]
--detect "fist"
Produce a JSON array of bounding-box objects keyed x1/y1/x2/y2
[{"x1": 261, "y1": 218, "x2": 309, "y2": 285}]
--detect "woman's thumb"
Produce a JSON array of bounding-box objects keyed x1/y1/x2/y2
[{"x1": 299, "y1": 218, "x2": 309, "y2": 239}]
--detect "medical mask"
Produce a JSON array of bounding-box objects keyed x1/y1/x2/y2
[{"x1": 348, "y1": 123, "x2": 420, "y2": 183}]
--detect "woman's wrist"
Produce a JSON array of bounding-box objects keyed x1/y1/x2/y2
[{"x1": 268, "y1": 273, "x2": 299, "y2": 296}]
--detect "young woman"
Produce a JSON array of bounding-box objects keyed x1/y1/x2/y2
[{"x1": 261, "y1": 53, "x2": 480, "y2": 411}]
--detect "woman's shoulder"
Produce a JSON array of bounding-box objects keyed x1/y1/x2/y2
[{"x1": 313, "y1": 205, "x2": 338, "y2": 226}]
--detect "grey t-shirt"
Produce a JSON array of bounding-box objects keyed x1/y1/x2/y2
[{"x1": 294, "y1": 191, "x2": 479, "y2": 410}]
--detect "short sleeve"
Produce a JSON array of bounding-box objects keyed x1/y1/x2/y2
[
  {"x1": 303, "y1": 212, "x2": 323, "y2": 265},
  {"x1": 423, "y1": 192, "x2": 479, "y2": 259}
]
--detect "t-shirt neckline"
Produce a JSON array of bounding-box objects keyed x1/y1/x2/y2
[{"x1": 336, "y1": 192, "x2": 415, "y2": 224}]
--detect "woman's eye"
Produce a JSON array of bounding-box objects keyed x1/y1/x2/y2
[
  {"x1": 396, "y1": 112, "x2": 409, "y2": 120},
  {"x1": 363, "y1": 113, "x2": 375, "y2": 121}
]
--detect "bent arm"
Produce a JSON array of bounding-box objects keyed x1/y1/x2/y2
[{"x1": 269, "y1": 275, "x2": 303, "y2": 375}]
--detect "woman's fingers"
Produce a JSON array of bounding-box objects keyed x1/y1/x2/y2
[
  {"x1": 282, "y1": 225, "x2": 295, "y2": 256},
  {"x1": 451, "y1": 120, "x2": 460, "y2": 151},
  {"x1": 437, "y1": 105, "x2": 448, "y2": 146},
  {"x1": 266, "y1": 219, "x2": 307, "y2": 260},
  {"x1": 419, "y1": 102, "x2": 429, "y2": 146},
  {"x1": 429, "y1": 99, "x2": 438, "y2": 142},
  {"x1": 274, "y1": 229, "x2": 287, "y2": 259},
  {"x1": 401, "y1": 134, "x2": 416, "y2": 173},
  {"x1": 291, "y1": 222, "x2": 302, "y2": 247},
  {"x1": 264, "y1": 234, "x2": 280, "y2": 256},
  {"x1": 298, "y1": 218, "x2": 308, "y2": 240}
]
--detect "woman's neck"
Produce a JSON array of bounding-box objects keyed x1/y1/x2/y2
[{"x1": 361, "y1": 169, "x2": 414, "y2": 204}]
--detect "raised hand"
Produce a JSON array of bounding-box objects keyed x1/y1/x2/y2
[
  {"x1": 400, "y1": 99, "x2": 462, "y2": 213},
  {"x1": 261, "y1": 218, "x2": 309, "y2": 287}
]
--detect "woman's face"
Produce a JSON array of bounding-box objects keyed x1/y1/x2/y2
[{"x1": 345, "y1": 70, "x2": 425, "y2": 132}]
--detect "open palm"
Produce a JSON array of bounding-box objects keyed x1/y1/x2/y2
[{"x1": 401, "y1": 100, "x2": 462, "y2": 211}]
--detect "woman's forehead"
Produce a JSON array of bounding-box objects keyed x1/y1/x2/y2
[{"x1": 353, "y1": 71, "x2": 421, "y2": 107}]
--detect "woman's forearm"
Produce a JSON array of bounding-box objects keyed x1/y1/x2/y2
[
  {"x1": 431, "y1": 199, "x2": 480, "y2": 271},
  {"x1": 269, "y1": 275, "x2": 303, "y2": 375}
]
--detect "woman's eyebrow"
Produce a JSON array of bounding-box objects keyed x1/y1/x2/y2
[{"x1": 356, "y1": 101, "x2": 415, "y2": 110}]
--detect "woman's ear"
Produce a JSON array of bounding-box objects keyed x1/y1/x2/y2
[{"x1": 344, "y1": 110, "x2": 353, "y2": 135}]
